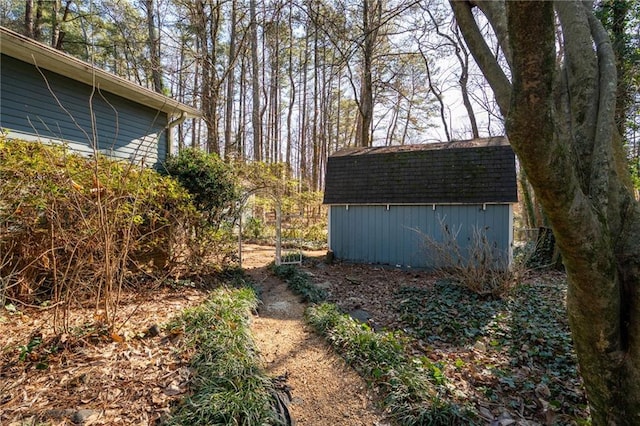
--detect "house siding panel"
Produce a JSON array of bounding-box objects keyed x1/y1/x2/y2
[
  {"x1": 1, "y1": 54, "x2": 168, "y2": 166},
  {"x1": 329, "y1": 204, "x2": 512, "y2": 268}
]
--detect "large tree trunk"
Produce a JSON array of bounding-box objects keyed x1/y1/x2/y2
[{"x1": 451, "y1": 1, "x2": 640, "y2": 423}]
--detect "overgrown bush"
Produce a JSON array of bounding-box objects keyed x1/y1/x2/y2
[
  {"x1": 0, "y1": 138, "x2": 208, "y2": 329},
  {"x1": 420, "y1": 220, "x2": 526, "y2": 298},
  {"x1": 162, "y1": 149, "x2": 241, "y2": 266}
]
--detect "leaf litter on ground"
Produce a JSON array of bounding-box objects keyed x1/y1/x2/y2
[
  {"x1": 0, "y1": 285, "x2": 209, "y2": 425},
  {"x1": 302, "y1": 261, "x2": 589, "y2": 425}
]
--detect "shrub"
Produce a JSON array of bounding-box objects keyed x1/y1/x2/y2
[
  {"x1": 271, "y1": 264, "x2": 327, "y2": 303},
  {"x1": 419, "y1": 219, "x2": 525, "y2": 298},
  {"x1": 0, "y1": 138, "x2": 198, "y2": 329},
  {"x1": 162, "y1": 148, "x2": 239, "y2": 227},
  {"x1": 162, "y1": 149, "x2": 241, "y2": 266}
]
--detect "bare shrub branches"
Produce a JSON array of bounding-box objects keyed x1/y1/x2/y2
[
  {"x1": 418, "y1": 217, "x2": 526, "y2": 298},
  {"x1": 0, "y1": 137, "x2": 215, "y2": 331}
]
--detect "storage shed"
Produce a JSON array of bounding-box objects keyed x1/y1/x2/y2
[
  {"x1": 0, "y1": 27, "x2": 200, "y2": 167},
  {"x1": 323, "y1": 137, "x2": 518, "y2": 268}
]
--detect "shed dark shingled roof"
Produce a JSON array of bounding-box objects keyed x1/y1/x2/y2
[{"x1": 323, "y1": 137, "x2": 518, "y2": 205}]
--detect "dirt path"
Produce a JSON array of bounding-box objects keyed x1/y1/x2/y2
[{"x1": 242, "y1": 245, "x2": 387, "y2": 426}]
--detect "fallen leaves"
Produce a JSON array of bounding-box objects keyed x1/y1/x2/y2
[
  {"x1": 0, "y1": 287, "x2": 208, "y2": 425},
  {"x1": 304, "y1": 262, "x2": 590, "y2": 425}
]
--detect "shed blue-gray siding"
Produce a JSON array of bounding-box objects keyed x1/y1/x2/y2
[
  {"x1": 0, "y1": 54, "x2": 169, "y2": 166},
  {"x1": 328, "y1": 204, "x2": 513, "y2": 268}
]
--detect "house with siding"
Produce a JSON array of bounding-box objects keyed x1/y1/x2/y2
[
  {"x1": 323, "y1": 137, "x2": 518, "y2": 268},
  {"x1": 0, "y1": 26, "x2": 200, "y2": 167}
]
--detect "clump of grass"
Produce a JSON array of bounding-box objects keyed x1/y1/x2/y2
[
  {"x1": 305, "y1": 303, "x2": 474, "y2": 425},
  {"x1": 271, "y1": 264, "x2": 327, "y2": 303},
  {"x1": 165, "y1": 287, "x2": 283, "y2": 426}
]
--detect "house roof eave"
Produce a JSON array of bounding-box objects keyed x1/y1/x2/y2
[{"x1": 0, "y1": 27, "x2": 201, "y2": 119}]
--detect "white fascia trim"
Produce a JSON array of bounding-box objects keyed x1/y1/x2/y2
[{"x1": 0, "y1": 27, "x2": 201, "y2": 118}]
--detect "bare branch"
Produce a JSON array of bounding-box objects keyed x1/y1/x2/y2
[{"x1": 449, "y1": 0, "x2": 511, "y2": 116}]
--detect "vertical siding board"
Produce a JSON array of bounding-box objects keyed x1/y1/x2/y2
[
  {"x1": 369, "y1": 207, "x2": 378, "y2": 263},
  {"x1": 381, "y1": 206, "x2": 389, "y2": 264},
  {"x1": 331, "y1": 206, "x2": 343, "y2": 259},
  {"x1": 374, "y1": 206, "x2": 383, "y2": 264},
  {"x1": 359, "y1": 207, "x2": 366, "y2": 262},
  {"x1": 391, "y1": 207, "x2": 399, "y2": 265},
  {"x1": 339, "y1": 206, "x2": 354, "y2": 258},
  {"x1": 404, "y1": 207, "x2": 413, "y2": 267},
  {"x1": 358, "y1": 206, "x2": 367, "y2": 262},
  {"x1": 360, "y1": 206, "x2": 369, "y2": 263}
]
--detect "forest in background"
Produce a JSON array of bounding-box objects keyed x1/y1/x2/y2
[{"x1": 0, "y1": 0, "x2": 638, "y2": 192}]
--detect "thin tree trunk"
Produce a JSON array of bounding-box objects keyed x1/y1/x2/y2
[
  {"x1": 285, "y1": 0, "x2": 295, "y2": 167},
  {"x1": 419, "y1": 45, "x2": 450, "y2": 141},
  {"x1": 51, "y1": 0, "x2": 59, "y2": 48},
  {"x1": 250, "y1": 0, "x2": 262, "y2": 161},
  {"x1": 34, "y1": 0, "x2": 43, "y2": 40},
  {"x1": 224, "y1": 0, "x2": 237, "y2": 159},
  {"x1": 299, "y1": 33, "x2": 309, "y2": 182},
  {"x1": 312, "y1": 11, "x2": 320, "y2": 188},
  {"x1": 356, "y1": 0, "x2": 379, "y2": 147},
  {"x1": 238, "y1": 51, "x2": 247, "y2": 159},
  {"x1": 145, "y1": 0, "x2": 163, "y2": 93},
  {"x1": 452, "y1": 27, "x2": 479, "y2": 138}
]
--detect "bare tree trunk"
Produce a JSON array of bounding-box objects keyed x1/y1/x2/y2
[
  {"x1": 47, "y1": 0, "x2": 71, "y2": 50},
  {"x1": 25, "y1": 0, "x2": 34, "y2": 38},
  {"x1": 312, "y1": 9, "x2": 320, "y2": 188},
  {"x1": 400, "y1": 99, "x2": 412, "y2": 146},
  {"x1": 50, "y1": 0, "x2": 60, "y2": 48},
  {"x1": 250, "y1": 0, "x2": 262, "y2": 161},
  {"x1": 356, "y1": 0, "x2": 380, "y2": 147},
  {"x1": 419, "y1": 45, "x2": 450, "y2": 141},
  {"x1": 285, "y1": 0, "x2": 295, "y2": 167},
  {"x1": 34, "y1": 0, "x2": 43, "y2": 41},
  {"x1": 238, "y1": 51, "x2": 247, "y2": 159},
  {"x1": 145, "y1": 0, "x2": 163, "y2": 93},
  {"x1": 176, "y1": 33, "x2": 187, "y2": 151},
  {"x1": 452, "y1": 27, "x2": 479, "y2": 138},
  {"x1": 224, "y1": 0, "x2": 238, "y2": 159},
  {"x1": 299, "y1": 33, "x2": 309, "y2": 182}
]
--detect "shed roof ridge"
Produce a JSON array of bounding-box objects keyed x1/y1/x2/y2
[{"x1": 330, "y1": 136, "x2": 509, "y2": 157}]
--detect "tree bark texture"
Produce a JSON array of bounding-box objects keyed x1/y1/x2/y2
[
  {"x1": 250, "y1": 0, "x2": 262, "y2": 161},
  {"x1": 451, "y1": 1, "x2": 640, "y2": 423},
  {"x1": 145, "y1": 0, "x2": 163, "y2": 94}
]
